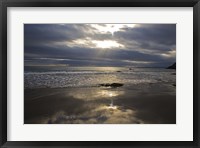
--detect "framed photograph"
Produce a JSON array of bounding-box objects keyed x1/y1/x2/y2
[{"x1": 1, "y1": 0, "x2": 199, "y2": 147}]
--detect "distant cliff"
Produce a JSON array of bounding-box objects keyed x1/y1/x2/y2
[{"x1": 167, "y1": 63, "x2": 176, "y2": 69}]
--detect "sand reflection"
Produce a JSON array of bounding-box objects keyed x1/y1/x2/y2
[
  {"x1": 46, "y1": 103, "x2": 143, "y2": 124},
  {"x1": 25, "y1": 83, "x2": 176, "y2": 124},
  {"x1": 67, "y1": 88, "x2": 124, "y2": 100}
]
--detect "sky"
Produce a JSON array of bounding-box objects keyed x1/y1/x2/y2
[{"x1": 24, "y1": 24, "x2": 176, "y2": 67}]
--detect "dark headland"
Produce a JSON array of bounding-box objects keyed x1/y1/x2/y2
[{"x1": 167, "y1": 63, "x2": 176, "y2": 69}]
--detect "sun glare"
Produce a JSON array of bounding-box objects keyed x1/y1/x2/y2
[
  {"x1": 66, "y1": 38, "x2": 124, "y2": 49},
  {"x1": 92, "y1": 40, "x2": 124, "y2": 49},
  {"x1": 90, "y1": 24, "x2": 136, "y2": 36}
]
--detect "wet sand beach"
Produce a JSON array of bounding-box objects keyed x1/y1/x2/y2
[{"x1": 24, "y1": 83, "x2": 176, "y2": 124}]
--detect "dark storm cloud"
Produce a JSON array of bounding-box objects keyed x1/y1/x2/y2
[
  {"x1": 24, "y1": 24, "x2": 91, "y2": 46},
  {"x1": 24, "y1": 24, "x2": 176, "y2": 67},
  {"x1": 25, "y1": 44, "x2": 172, "y2": 67},
  {"x1": 117, "y1": 24, "x2": 176, "y2": 45},
  {"x1": 25, "y1": 43, "x2": 168, "y2": 62},
  {"x1": 114, "y1": 24, "x2": 176, "y2": 52}
]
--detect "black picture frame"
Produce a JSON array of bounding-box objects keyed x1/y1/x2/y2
[{"x1": 0, "y1": 0, "x2": 199, "y2": 147}]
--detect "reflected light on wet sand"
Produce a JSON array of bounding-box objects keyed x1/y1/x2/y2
[
  {"x1": 107, "y1": 105, "x2": 118, "y2": 110},
  {"x1": 100, "y1": 90, "x2": 122, "y2": 98},
  {"x1": 107, "y1": 99, "x2": 118, "y2": 110},
  {"x1": 109, "y1": 93, "x2": 113, "y2": 97},
  {"x1": 68, "y1": 89, "x2": 124, "y2": 100},
  {"x1": 98, "y1": 104, "x2": 118, "y2": 111}
]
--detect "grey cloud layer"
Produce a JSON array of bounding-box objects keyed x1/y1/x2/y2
[{"x1": 24, "y1": 24, "x2": 176, "y2": 67}]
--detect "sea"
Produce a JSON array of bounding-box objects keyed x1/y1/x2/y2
[{"x1": 24, "y1": 66, "x2": 176, "y2": 89}]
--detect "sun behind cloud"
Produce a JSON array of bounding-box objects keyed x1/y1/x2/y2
[
  {"x1": 90, "y1": 24, "x2": 137, "y2": 36},
  {"x1": 92, "y1": 40, "x2": 124, "y2": 49},
  {"x1": 66, "y1": 38, "x2": 124, "y2": 49}
]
